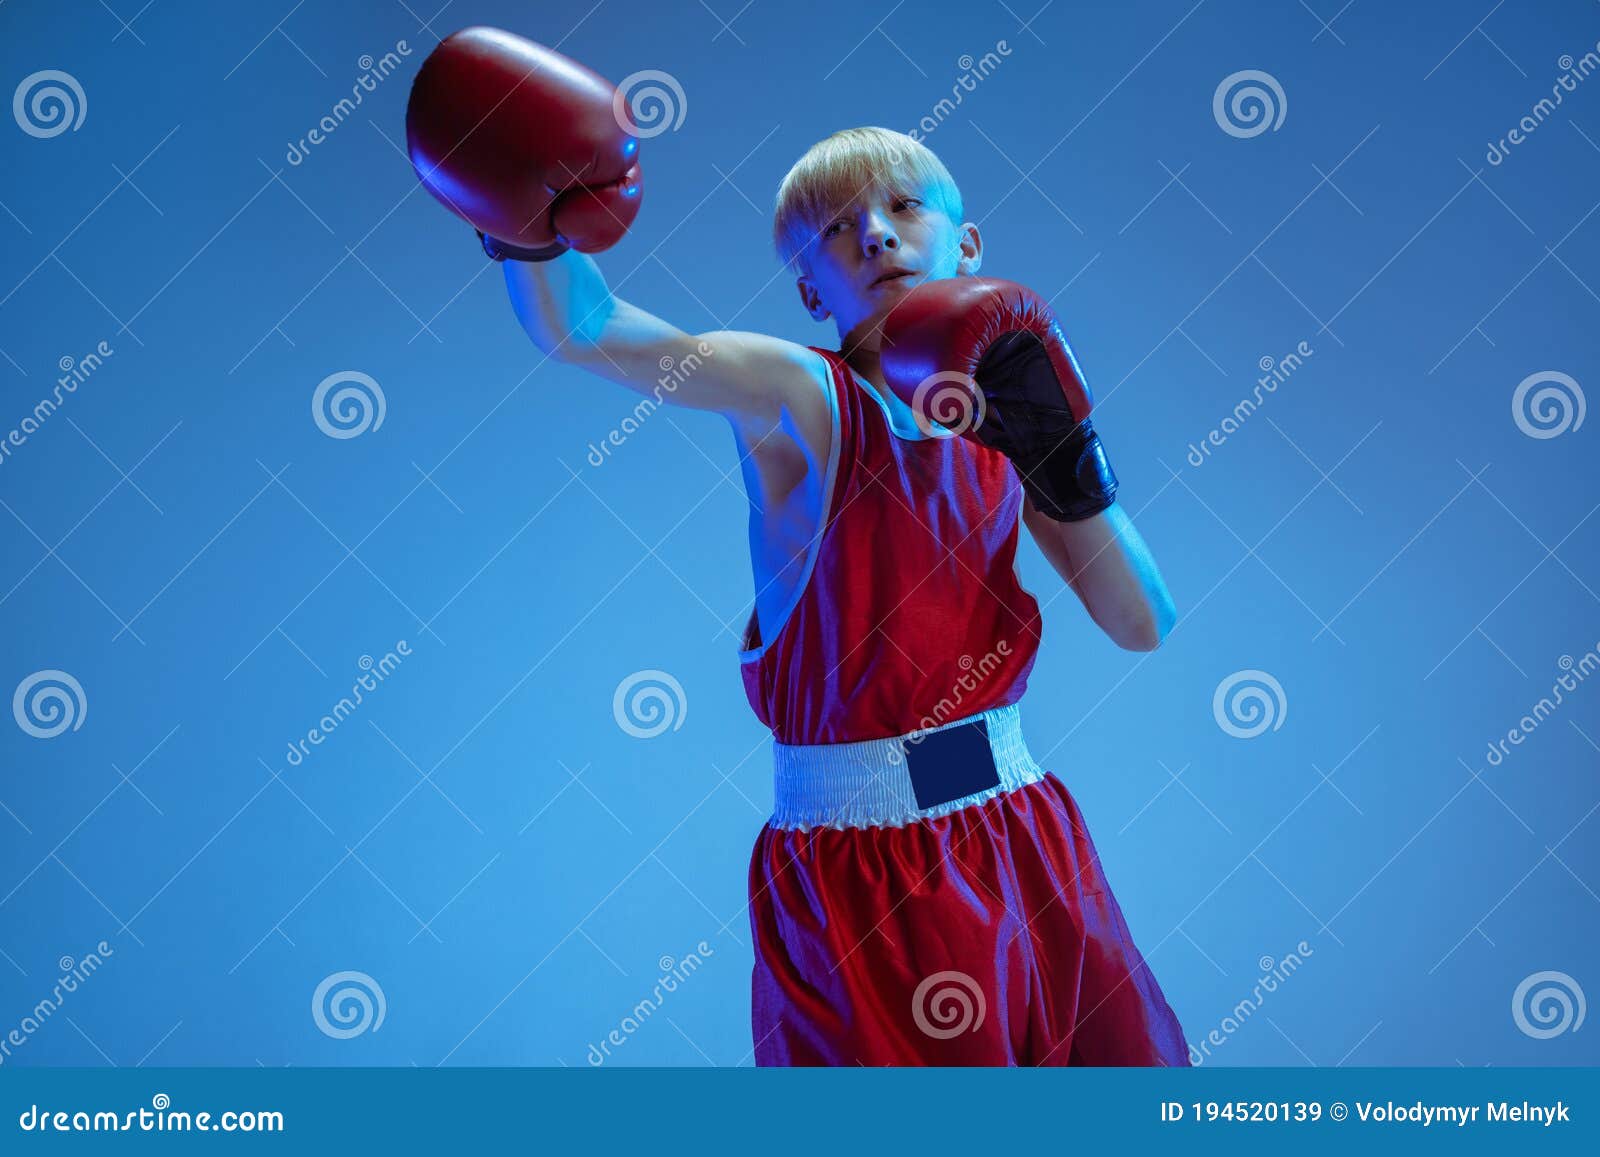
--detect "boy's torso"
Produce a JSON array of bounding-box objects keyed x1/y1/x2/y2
[{"x1": 730, "y1": 347, "x2": 1006, "y2": 647}]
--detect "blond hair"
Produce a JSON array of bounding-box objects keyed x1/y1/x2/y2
[{"x1": 771, "y1": 127, "x2": 963, "y2": 273}]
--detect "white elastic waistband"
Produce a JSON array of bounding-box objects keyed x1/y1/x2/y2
[{"x1": 769, "y1": 703, "x2": 1046, "y2": 831}]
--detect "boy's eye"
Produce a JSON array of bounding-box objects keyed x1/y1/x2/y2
[{"x1": 823, "y1": 220, "x2": 846, "y2": 237}]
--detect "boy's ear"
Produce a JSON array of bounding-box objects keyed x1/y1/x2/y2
[
  {"x1": 796, "y1": 275, "x2": 831, "y2": 322},
  {"x1": 956, "y1": 221, "x2": 982, "y2": 276}
]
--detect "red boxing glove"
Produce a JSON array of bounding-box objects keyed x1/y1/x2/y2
[
  {"x1": 880, "y1": 276, "x2": 1118, "y2": 522},
  {"x1": 405, "y1": 26, "x2": 642, "y2": 255}
]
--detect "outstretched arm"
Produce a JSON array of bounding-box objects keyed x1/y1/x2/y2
[
  {"x1": 406, "y1": 27, "x2": 823, "y2": 434},
  {"x1": 502, "y1": 250, "x2": 824, "y2": 433}
]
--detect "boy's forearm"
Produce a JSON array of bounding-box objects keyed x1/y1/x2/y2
[
  {"x1": 502, "y1": 249, "x2": 619, "y2": 358},
  {"x1": 1025, "y1": 500, "x2": 1175, "y2": 651}
]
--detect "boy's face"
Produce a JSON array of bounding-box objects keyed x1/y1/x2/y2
[{"x1": 794, "y1": 180, "x2": 981, "y2": 345}]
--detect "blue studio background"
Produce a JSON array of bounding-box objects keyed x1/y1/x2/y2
[{"x1": 1, "y1": 0, "x2": 1597, "y2": 1068}]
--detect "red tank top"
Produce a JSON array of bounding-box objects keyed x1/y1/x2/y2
[{"x1": 739, "y1": 346, "x2": 1043, "y2": 745}]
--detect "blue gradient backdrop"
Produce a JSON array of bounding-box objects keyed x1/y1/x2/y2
[{"x1": 1, "y1": 0, "x2": 1596, "y2": 1067}]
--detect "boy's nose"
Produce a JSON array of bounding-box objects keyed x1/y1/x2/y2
[
  {"x1": 863, "y1": 228, "x2": 899, "y2": 258},
  {"x1": 862, "y1": 210, "x2": 900, "y2": 257}
]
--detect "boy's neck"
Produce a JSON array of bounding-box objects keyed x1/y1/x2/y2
[{"x1": 839, "y1": 317, "x2": 884, "y2": 385}]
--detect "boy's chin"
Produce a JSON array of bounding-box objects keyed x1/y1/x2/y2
[{"x1": 857, "y1": 277, "x2": 918, "y2": 318}]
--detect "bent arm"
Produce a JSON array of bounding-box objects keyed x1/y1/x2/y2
[
  {"x1": 501, "y1": 250, "x2": 818, "y2": 427},
  {"x1": 1022, "y1": 499, "x2": 1176, "y2": 651}
]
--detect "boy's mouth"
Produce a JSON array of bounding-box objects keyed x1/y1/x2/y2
[{"x1": 869, "y1": 268, "x2": 916, "y2": 287}]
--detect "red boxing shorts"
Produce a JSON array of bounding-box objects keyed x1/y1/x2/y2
[{"x1": 747, "y1": 704, "x2": 1190, "y2": 1066}]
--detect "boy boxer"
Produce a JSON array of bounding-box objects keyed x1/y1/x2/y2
[{"x1": 408, "y1": 27, "x2": 1188, "y2": 1065}]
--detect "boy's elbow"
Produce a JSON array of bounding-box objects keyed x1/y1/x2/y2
[
  {"x1": 511, "y1": 304, "x2": 588, "y2": 362},
  {"x1": 1116, "y1": 599, "x2": 1177, "y2": 652},
  {"x1": 1117, "y1": 624, "x2": 1163, "y2": 652},
  {"x1": 518, "y1": 317, "x2": 605, "y2": 369}
]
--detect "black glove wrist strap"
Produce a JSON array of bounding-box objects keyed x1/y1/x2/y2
[
  {"x1": 479, "y1": 231, "x2": 569, "y2": 263},
  {"x1": 1008, "y1": 421, "x2": 1119, "y2": 522}
]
